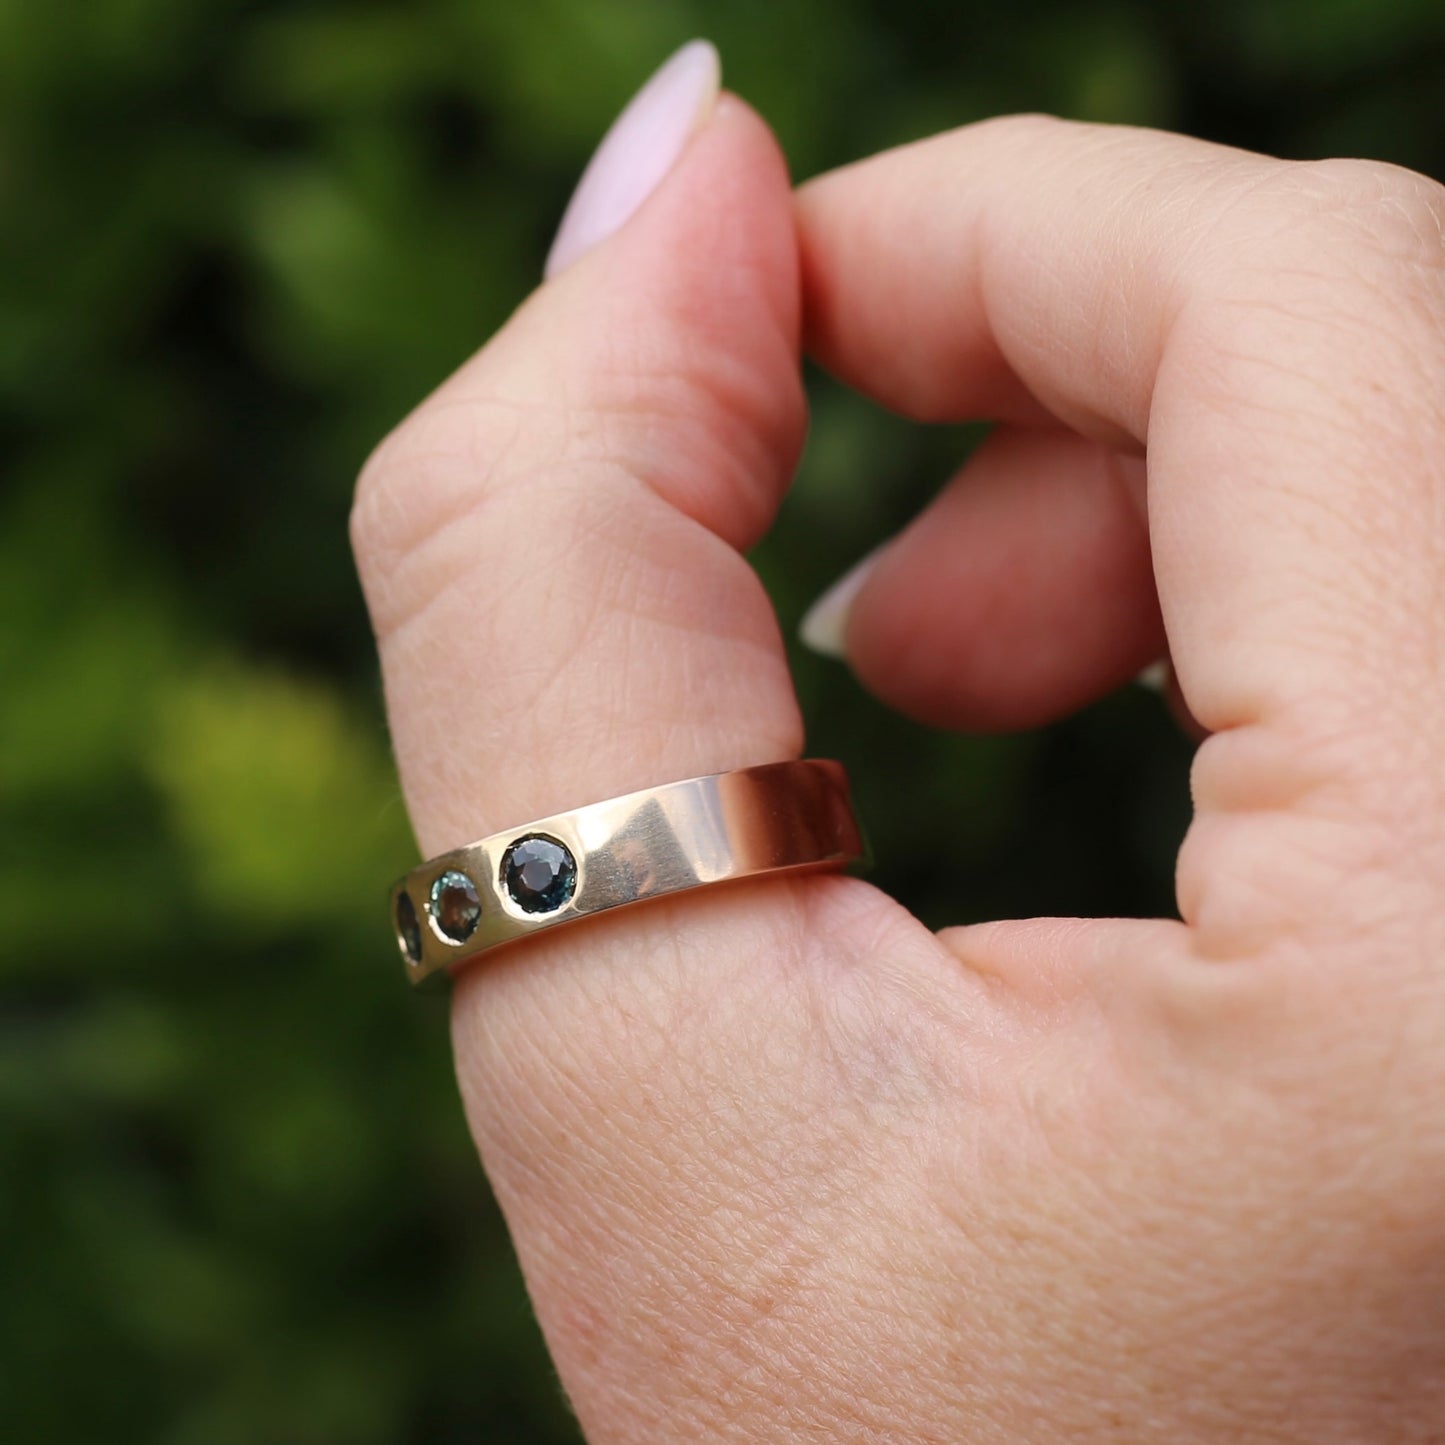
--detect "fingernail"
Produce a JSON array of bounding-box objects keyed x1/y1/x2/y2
[
  {"x1": 544, "y1": 40, "x2": 721, "y2": 280},
  {"x1": 1135, "y1": 661, "x2": 1169, "y2": 692},
  {"x1": 799, "y1": 550, "x2": 884, "y2": 660}
]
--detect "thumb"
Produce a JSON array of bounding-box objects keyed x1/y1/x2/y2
[{"x1": 352, "y1": 44, "x2": 962, "y2": 1438}]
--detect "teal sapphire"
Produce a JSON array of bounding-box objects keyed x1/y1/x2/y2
[
  {"x1": 429, "y1": 869, "x2": 481, "y2": 942},
  {"x1": 502, "y1": 835, "x2": 577, "y2": 914}
]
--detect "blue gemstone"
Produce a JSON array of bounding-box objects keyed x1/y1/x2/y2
[
  {"x1": 395, "y1": 891, "x2": 423, "y2": 962},
  {"x1": 502, "y1": 835, "x2": 577, "y2": 914},
  {"x1": 429, "y1": 869, "x2": 481, "y2": 942}
]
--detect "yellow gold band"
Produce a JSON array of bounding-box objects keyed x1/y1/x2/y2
[{"x1": 390, "y1": 759, "x2": 866, "y2": 987}]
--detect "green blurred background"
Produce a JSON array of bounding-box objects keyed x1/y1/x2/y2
[{"x1": 4, "y1": 0, "x2": 1443, "y2": 1439}]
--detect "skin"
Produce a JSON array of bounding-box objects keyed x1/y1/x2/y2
[{"x1": 352, "y1": 103, "x2": 1445, "y2": 1441}]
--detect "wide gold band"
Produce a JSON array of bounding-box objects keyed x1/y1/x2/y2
[{"x1": 390, "y1": 759, "x2": 866, "y2": 986}]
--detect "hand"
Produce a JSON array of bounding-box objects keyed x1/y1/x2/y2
[{"x1": 352, "y1": 48, "x2": 1445, "y2": 1442}]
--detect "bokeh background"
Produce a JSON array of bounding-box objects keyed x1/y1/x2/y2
[{"x1": 5, "y1": 0, "x2": 1445, "y2": 1439}]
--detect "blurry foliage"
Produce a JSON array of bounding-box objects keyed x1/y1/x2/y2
[{"x1": 2, "y1": 0, "x2": 1443, "y2": 1438}]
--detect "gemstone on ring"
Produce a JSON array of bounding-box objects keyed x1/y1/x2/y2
[
  {"x1": 428, "y1": 869, "x2": 482, "y2": 942},
  {"x1": 501, "y1": 835, "x2": 577, "y2": 914}
]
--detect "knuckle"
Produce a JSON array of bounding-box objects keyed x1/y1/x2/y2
[
  {"x1": 350, "y1": 393, "x2": 534, "y2": 575},
  {"x1": 1202, "y1": 157, "x2": 1445, "y2": 310},
  {"x1": 347, "y1": 422, "x2": 405, "y2": 573},
  {"x1": 1298, "y1": 157, "x2": 1445, "y2": 275},
  {"x1": 1171, "y1": 156, "x2": 1445, "y2": 456},
  {"x1": 349, "y1": 391, "x2": 548, "y2": 636}
]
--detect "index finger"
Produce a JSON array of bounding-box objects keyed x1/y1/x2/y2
[{"x1": 796, "y1": 117, "x2": 1445, "y2": 754}]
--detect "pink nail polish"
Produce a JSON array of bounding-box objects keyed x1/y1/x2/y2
[{"x1": 544, "y1": 40, "x2": 721, "y2": 280}]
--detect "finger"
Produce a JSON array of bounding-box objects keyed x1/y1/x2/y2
[
  {"x1": 798, "y1": 119, "x2": 1445, "y2": 736},
  {"x1": 798, "y1": 118, "x2": 1445, "y2": 949},
  {"x1": 804, "y1": 427, "x2": 1162, "y2": 731},
  {"x1": 352, "y1": 73, "x2": 971, "y2": 1436}
]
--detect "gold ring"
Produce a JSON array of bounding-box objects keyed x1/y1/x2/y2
[{"x1": 390, "y1": 759, "x2": 865, "y2": 987}]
